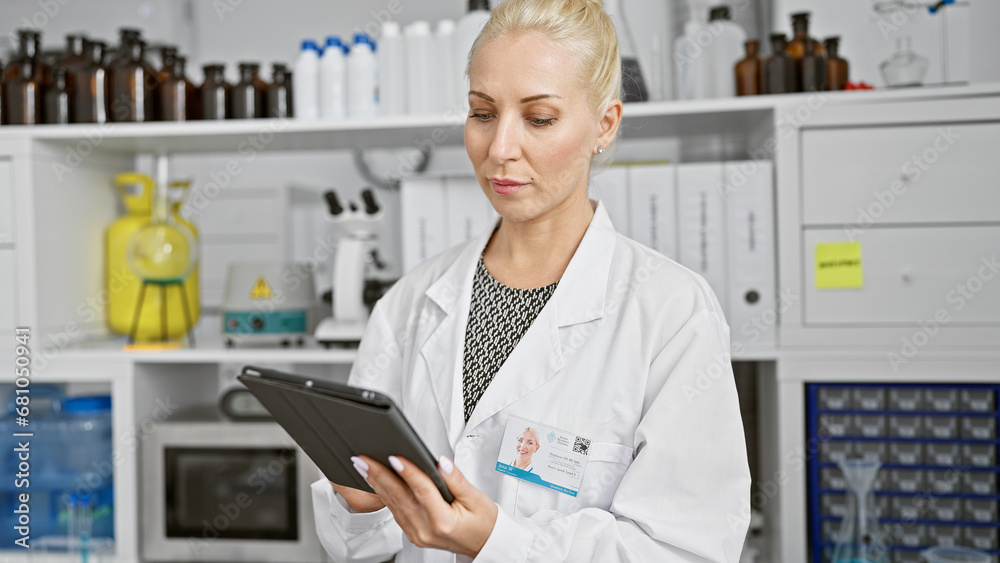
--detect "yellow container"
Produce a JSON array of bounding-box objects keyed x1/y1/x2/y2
[{"x1": 106, "y1": 174, "x2": 201, "y2": 341}]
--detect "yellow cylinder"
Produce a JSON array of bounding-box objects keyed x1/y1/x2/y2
[{"x1": 106, "y1": 174, "x2": 200, "y2": 341}]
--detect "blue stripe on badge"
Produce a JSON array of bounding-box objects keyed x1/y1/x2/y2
[{"x1": 495, "y1": 462, "x2": 578, "y2": 497}]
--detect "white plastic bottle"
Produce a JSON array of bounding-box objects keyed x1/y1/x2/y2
[
  {"x1": 378, "y1": 22, "x2": 406, "y2": 116},
  {"x1": 404, "y1": 21, "x2": 433, "y2": 115},
  {"x1": 453, "y1": 0, "x2": 490, "y2": 109},
  {"x1": 708, "y1": 6, "x2": 746, "y2": 98},
  {"x1": 674, "y1": 0, "x2": 713, "y2": 100},
  {"x1": 319, "y1": 35, "x2": 347, "y2": 119},
  {"x1": 434, "y1": 19, "x2": 457, "y2": 113},
  {"x1": 293, "y1": 39, "x2": 321, "y2": 119},
  {"x1": 347, "y1": 33, "x2": 377, "y2": 118}
]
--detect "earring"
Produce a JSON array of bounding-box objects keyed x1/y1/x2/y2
[{"x1": 597, "y1": 146, "x2": 605, "y2": 154}]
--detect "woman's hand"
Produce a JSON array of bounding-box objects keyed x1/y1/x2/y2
[
  {"x1": 329, "y1": 481, "x2": 387, "y2": 513},
  {"x1": 356, "y1": 454, "x2": 498, "y2": 558}
]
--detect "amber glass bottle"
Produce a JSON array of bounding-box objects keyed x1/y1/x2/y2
[
  {"x1": 43, "y1": 66, "x2": 71, "y2": 124},
  {"x1": 74, "y1": 40, "x2": 109, "y2": 123},
  {"x1": 3, "y1": 30, "x2": 51, "y2": 93},
  {"x1": 735, "y1": 40, "x2": 762, "y2": 96},
  {"x1": 198, "y1": 64, "x2": 230, "y2": 120},
  {"x1": 231, "y1": 62, "x2": 267, "y2": 119},
  {"x1": 267, "y1": 63, "x2": 293, "y2": 118},
  {"x1": 156, "y1": 46, "x2": 178, "y2": 86},
  {"x1": 785, "y1": 12, "x2": 823, "y2": 60},
  {"x1": 157, "y1": 56, "x2": 194, "y2": 121},
  {"x1": 763, "y1": 34, "x2": 796, "y2": 95},
  {"x1": 798, "y1": 40, "x2": 826, "y2": 92},
  {"x1": 109, "y1": 39, "x2": 156, "y2": 122},
  {"x1": 824, "y1": 36, "x2": 849, "y2": 91},
  {"x1": 3, "y1": 60, "x2": 41, "y2": 125}
]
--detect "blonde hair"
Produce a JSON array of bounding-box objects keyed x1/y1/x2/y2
[{"x1": 467, "y1": 0, "x2": 622, "y2": 117}]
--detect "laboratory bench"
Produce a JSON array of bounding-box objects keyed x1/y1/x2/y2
[{"x1": 1, "y1": 82, "x2": 999, "y2": 562}]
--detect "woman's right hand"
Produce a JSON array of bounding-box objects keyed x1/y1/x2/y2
[{"x1": 330, "y1": 482, "x2": 386, "y2": 513}]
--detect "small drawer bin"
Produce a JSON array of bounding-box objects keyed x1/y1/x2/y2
[
  {"x1": 855, "y1": 442, "x2": 886, "y2": 463},
  {"x1": 927, "y1": 470, "x2": 962, "y2": 494},
  {"x1": 960, "y1": 389, "x2": 995, "y2": 412},
  {"x1": 820, "y1": 467, "x2": 847, "y2": 491},
  {"x1": 889, "y1": 442, "x2": 924, "y2": 466},
  {"x1": 961, "y1": 417, "x2": 996, "y2": 440},
  {"x1": 854, "y1": 415, "x2": 886, "y2": 438},
  {"x1": 820, "y1": 520, "x2": 840, "y2": 542},
  {"x1": 964, "y1": 526, "x2": 999, "y2": 551},
  {"x1": 928, "y1": 497, "x2": 962, "y2": 522},
  {"x1": 962, "y1": 444, "x2": 997, "y2": 467},
  {"x1": 891, "y1": 496, "x2": 924, "y2": 520},
  {"x1": 852, "y1": 388, "x2": 886, "y2": 411},
  {"x1": 889, "y1": 388, "x2": 924, "y2": 411},
  {"x1": 923, "y1": 416, "x2": 959, "y2": 440},
  {"x1": 818, "y1": 387, "x2": 853, "y2": 410},
  {"x1": 818, "y1": 415, "x2": 854, "y2": 437},
  {"x1": 893, "y1": 551, "x2": 923, "y2": 563},
  {"x1": 887, "y1": 469, "x2": 924, "y2": 493},
  {"x1": 963, "y1": 499, "x2": 999, "y2": 523},
  {"x1": 927, "y1": 525, "x2": 962, "y2": 548},
  {"x1": 925, "y1": 443, "x2": 961, "y2": 467},
  {"x1": 819, "y1": 441, "x2": 854, "y2": 464},
  {"x1": 889, "y1": 416, "x2": 923, "y2": 439},
  {"x1": 820, "y1": 493, "x2": 848, "y2": 517},
  {"x1": 896, "y1": 524, "x2": 927, "y2": 548},
  {"x1": 963, "y1": 471, "x2": 997, "y2": 496},
  {"x1": 925, "y1": 389, "x2": 959, "y2": 412}
]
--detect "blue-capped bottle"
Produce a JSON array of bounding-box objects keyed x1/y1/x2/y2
[{"x1": 347, "y1": 33, "x2": 377, "y2": 118}]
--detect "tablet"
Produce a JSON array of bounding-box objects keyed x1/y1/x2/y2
[{"x1": 237, "y1": 365, "x2": 454, "y2": 503}]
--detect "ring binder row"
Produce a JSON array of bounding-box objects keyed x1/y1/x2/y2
[
  {"x1": 399, "y1": 161, "x2": 776, "y2": 350},
  {"x1": 807, "y1": 383, "x2": 1000, "y2": 563}
]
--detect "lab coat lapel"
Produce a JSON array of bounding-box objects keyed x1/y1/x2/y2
[
  {"x1": 419, "y1": 227, "x2": 495, "y2": 448},
  {"x1": 464, "y1": 201, "x2": 618, "y2": 433}
]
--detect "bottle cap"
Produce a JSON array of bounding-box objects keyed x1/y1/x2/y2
[
  {"x1": 325, "y1": 35, "x2": 343, "y2": 49},
  {"x1": 405, "y1": 21, "x2": 432, "y2": 37},
  {"x1": 708, "y1": 6, "x2": 731, "y2": 21},
  {"x1": 64, "y1": 395, "x2": 112, "y2": 414},
  {"x1": 468, "y1": 0, "x2": 489, "y2": 12},
  {"x1": 302, "y1": 39, "x2": 320, "y2": 52},
  {"x1": 382, "y1": 21, "x2": 402, "y2": 37},
  {"x1": 353, "y1": 32, "x2": 371, "y2": 45},
  {"x1": 436, "y1": 19, "x2": 456, "y2": 35}
]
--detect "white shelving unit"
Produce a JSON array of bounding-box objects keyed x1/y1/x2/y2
[{"x1": 1, "y1": 82, "x2": 999, "y2": 562}]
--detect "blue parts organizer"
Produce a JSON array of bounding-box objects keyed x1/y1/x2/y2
[{"x1": 807, "y1": 383, "x2": 1000, "y2": 563}]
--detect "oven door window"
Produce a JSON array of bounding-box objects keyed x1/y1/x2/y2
[{"x1": 164, "y1": 447, "x2": 298, "y2": 540}]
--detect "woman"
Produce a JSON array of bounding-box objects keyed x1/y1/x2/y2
[
  {"x1": 311, "y1": 0, "x2": 751, "y2": 560},
  {"x1": 510, "y1": 427, "x2": 540, "y2": 472}
]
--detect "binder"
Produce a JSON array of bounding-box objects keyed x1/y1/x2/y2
[
  {"x1": 400, "y1": 176, "x2": 447, "y2": 273},
  {"x1": 725, "y1": 161, "x2": 776, "y2": 348},
  {"x1": 677, "y1": 163, "x2": 728, "y2": 313},
  {"x1": 445, "y1": 176, "x2": 496, "y2": 248},
  {"x1": 592, "y1": 166, "x2": 630, "y2": 237},
  {"x1": 628, "y1": 164, "x2": 678, "y2": 259}
]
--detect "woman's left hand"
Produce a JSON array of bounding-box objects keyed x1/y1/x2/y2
[{"x1": 357, "y1": 454, "x2": 498, "y2": 558}]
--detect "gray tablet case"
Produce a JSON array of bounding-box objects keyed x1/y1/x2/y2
[{"x1": 238, "y1": 365, "x2": 454, "y2": 503}]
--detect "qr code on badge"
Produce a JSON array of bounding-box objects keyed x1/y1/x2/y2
[{"x1": 573, "y1": 436, "x2": 591, "y2": 455}]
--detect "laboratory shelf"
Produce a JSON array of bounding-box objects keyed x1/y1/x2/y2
[{"x1": 52, "y1": 344, "x2": 359, "y2": 365}]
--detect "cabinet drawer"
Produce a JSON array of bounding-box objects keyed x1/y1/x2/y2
[
  {"x1": 802, "y1": 122, "x2": 1000, "y2": 225},
  {"x1": 0, "y1": 249, "x2": 15, "y2": 331},
  {"x1": 804, "y1": 227, "x2": 1000, "y2": 325}
]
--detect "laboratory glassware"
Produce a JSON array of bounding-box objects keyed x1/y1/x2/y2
[
  {"x1": 762, "y1": 34, "x2": 796, "y2": 94},
  {"x1": 198, "y1": 64, "x2": 230, "y2": 120},
  {"x1": 824, "y1": 37, "x2": 849, "y2": 91},
  {"x1": 735, "y1": 40, "x2": 762, "y2": 96},
  {"x1": 831, "y1": 458, "x2": 889, "y2": 563},
  {"x1": 879, "y1": 36, "x2": 928, "y2": 87},
  {"x1": 785, "y1": 12, "x2": 823, "y2": 59}
]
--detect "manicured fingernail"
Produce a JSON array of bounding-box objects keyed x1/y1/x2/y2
[
  {"x1": 438, "y1": 455, "x2": 454, "y2": 474},
  {"x1": 388, "y1": 455, "x2": 404, "y2": 473},
  {"x1": 351, "y1": 456, "x2": 369, "y2": 479}
]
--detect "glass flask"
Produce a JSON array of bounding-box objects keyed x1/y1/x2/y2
[
  {"x1": 603, "y1": 0, "x2": 648, "y2": 102},
  {"x1": 762, "y1": 34, "x2": 796, "y2": 95},
  {"x1": 735, "y1": 40, "x2": 762, "y2": 96},
  {"x1": 824, "y1": 37, "x2": 849, "y2": 91},
  {"x1": 832, "y1": 458, "x2": 889, "y2": 563},
  {"x1": 126, "y1": 171, "x2": 198, "y2": 285},
  {"x1": 879, "y1": 36, "x2": 928, "y2": 88}
]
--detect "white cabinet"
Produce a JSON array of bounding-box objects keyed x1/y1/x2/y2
[
  {"x1": 0, "y1": 249, "x2": 15, "y2": 332},
  {"x1": 0, "y1": 158, "x2": 12, "y2": 244},
  {"x1": 803, "y1": 226, "x2": 1000, "y2": 325},
  {"x1": 802, "y1": 122, "x2": 1000, "y2": 226}
]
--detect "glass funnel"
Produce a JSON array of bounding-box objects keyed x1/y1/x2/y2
[{"x1": 832, "y1": 458, "x2": 889, "y2": 563}]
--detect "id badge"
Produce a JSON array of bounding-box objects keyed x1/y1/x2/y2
[{"x1": 495, "y1": 415, "x2": 590, "y2": 497}]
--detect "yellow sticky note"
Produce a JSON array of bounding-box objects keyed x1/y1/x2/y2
[{"x1": 815, "y1": 242, "x2": 863, "y2": 289}]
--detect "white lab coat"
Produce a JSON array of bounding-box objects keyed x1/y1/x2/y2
[{"x1": 312, "y1": 201, "x2": 751, "y2": 563}]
